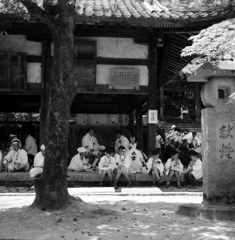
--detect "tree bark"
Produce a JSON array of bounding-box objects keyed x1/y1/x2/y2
[{"x1": 32, "y1": 18, "x2": 76, "y2": 210}]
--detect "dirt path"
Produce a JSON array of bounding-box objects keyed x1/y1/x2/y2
[{"x1": 0, "y1": 195, "x2": 234, "y2": 240}]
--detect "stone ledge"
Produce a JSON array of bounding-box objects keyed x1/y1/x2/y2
[
  {"x1": 177, "y1": 204, "x2": 235, "y2": 222},
  {"x1": 0, "y1": 172, "x2": 202, "y2": 183}
]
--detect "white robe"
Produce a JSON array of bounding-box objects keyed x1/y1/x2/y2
[
  {"x1": 127, "y1": 148, "x2": 144, "y2": 173},
  {"x1": 146, "y1": 157, "x2": 164, "y2": 176},
  {"x1": 24, "y1": 135, "x2": 38, "y2": 156},
  {"x1": 188, "y1": 158, "x2": 202, "y2": 180},
  {"x1": 29, "y1": 152, "x2": 44, "y2": 178},
  {"x1": 4, "y1": 149, "x2": 29, "y2": 171},
  {"x1": 114, "y1": 135, "x2": 129, "y2": 152},
  {"x1": 165, "y1": 158, "x2": 183, "y2": 175},
  {"x1": 68, "y1": 154, "x2": 90, "y2": 171},
  {"x1": 82, "y1": 133, "x2": 100, "y2": 156},
  {"x1": 115, "y1": 155, "x2": 131, "y2": 170},
  {"x1": 98, "y1": 155, "x2": 116, "y2": 174}
]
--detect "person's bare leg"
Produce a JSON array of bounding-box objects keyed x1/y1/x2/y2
[
  {"x1": 114, "y1": 170, "x2": 122, "y2": 189},
  {"x1": 165, "y1": 170, "x2": 174, "y2": 188},
  {"x1": 99, "y1": 170, "x2": 107, "y2": 186},
  {"x1": 122, "y1": 169, "x2": 131, "y2": 187},
  {"x1": 175, "y1": 171, "x2": 181, "y2": 188},
  {"x1": 152, "y1": 171, "x2": 157, "y2": 186},
  {"x1": 107, "y1": 169, "x2": 113, "y2": 181}
]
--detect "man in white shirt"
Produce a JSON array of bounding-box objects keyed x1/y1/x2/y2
[
  {"x1": 3, "y1": 139, "x2": 29, "y2": 172},
  {"x1": 23, "y1": 132, "x2": 38, "y2": 168},
  {"x1": 127, "y1": 143, "x2": 145, "y2": 173},
  {"x1": 29, "y1": 144, "x2": 45, "y2": 178},
  {"x1": 114, "y1": 146, "x2": 131, "y2": 189},
  {"x1": 82, "y1": 127, "x2": 105, "y2": 168},
  {"x1": 114, "y1": 130, "x2": 129, "y2": 152},
  {"x1": 68, "y1": 147, "x2": 91, "y2": 172}
]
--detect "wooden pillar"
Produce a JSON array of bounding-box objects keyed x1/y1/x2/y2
[
  {"x1": 40, "y1": 42, "x2": 51, "y2": 146},
  {"x1": 147, "y1": 34, "x2": 158, "y2": 156},
  {"x1": 129, "y1": 112, "x2": 135, "y2": 130},
  {"x1": 160, "y1": 87, "x2": 164, "y2": 120},
  {"x1": 195, "y1": 83, "x2": 200, "y2": 123},
  {"x1": 136, "y1": 112, "x2": 143, "y2": 150}
]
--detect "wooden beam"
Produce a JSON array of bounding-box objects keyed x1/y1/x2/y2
[
  {"x1": 136, "y1": 112, "x2": 143, "y2": 150},
  {"x1": 157, "y1": 40, "x2": 171, "y2": 88},
  {"x1": 147, "y1": 33, "x2": 158, "y2": 156},
  {"x1": 27, "y1": 55, "x2": 42, "y2": 63},
  {"x1": 129, "y1": 113, "x2": 135, "y2": 130},
  {"x1": 76, "y1": 85, "x2": 148, "y2": 95},
  {"x1": 96, "y1": 57, "x2": 148, "y2": 66}
]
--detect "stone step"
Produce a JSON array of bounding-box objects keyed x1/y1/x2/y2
[{"x1": 0, "y1": 172, "x2": 202, "y2": 187}]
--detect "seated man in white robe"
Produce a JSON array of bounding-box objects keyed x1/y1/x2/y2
[
  {"x1": 147, "y1": 149, "x2": 164, "y2": 186},
  {"x1": 68, "y1": 147, "x2": 91, "y2": 172},
  {"x1": 127, "y1": 143, "x2": 145, "y2": 173},
  {"x1": 98, "y1": 148, "x2": 116, "y2": 187},
  {"x1": 29, "y1": 144, "x2": 45, "y2": 178},
  {"x1": 3, "y1": 138, "x2": 29, "y2": 172},
  {"x1": 82, "y1": 127, "x2": 105, "y2": 168},
  {"x1": 114, "y1": 146, "x2": 132, "y2": 189},
  {"x1": 114, "y1": 130, "x2": 129, "y2": 152}
]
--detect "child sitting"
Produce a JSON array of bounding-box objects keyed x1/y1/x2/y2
[
  {"x1": 184, "y1": 149, "x2": 202, "y2": 189},
  {"x1": 164, "y1": 150, "x2": 183, "y2": 189},
  {"x1": 114, "y1": 146, "x2": 131, "y2": 189},
  {"x1": 147, "y1": 149, "x2": 164, "y2": 187},
  {"x1": 98, "y1": 148, "x2": 116, "y2": 187}
]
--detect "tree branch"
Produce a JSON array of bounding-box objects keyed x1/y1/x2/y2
[{"x1": 19, "y1": 0, "x2": 55, "y2": 26}]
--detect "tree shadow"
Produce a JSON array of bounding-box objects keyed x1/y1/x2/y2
[{"x1": 0, "y1": 196, "x2": 234, "y2": 240}]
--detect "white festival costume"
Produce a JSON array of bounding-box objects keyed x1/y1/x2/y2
[
  {"x1": 147, "y1": 157, "x2": 164, "y2": 175},
  {"x1": 114, "y1": 135, "x2": 129, "y2": 152},
  {"x1": 98, "y1": 155, "x2": 116, "y2": 174},
  {"x1": 127, "y1": 148, "x2": 144, "y2": 173},
  {"x1": 68, "y1": 154, "x2": 90, "y2": 171},
  {"x1": 29, "y1": 151, "x2": 44, "y2": 178},
  {"x1": 5, "y1": 148, "x2": 29, "y2": 171},
  {"x1": 165, "y1": 158, "x2": 183, "y2": 175},
  {"x1": 82, "y1": 133, "x2": 104, "y2": 156},
  {"x1": 24, "y1": 134, "x2": 38, "y2": 156}
]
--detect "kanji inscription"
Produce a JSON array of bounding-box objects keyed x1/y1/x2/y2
[
  {"x1": 217, "y1": 123, "x2": 235, "y2": 160},
  {"x1": 109, "y1": 69, "x2": 140, "y2": 90}
]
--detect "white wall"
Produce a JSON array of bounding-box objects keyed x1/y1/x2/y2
[
  {"x1": 0, "y1": 35, "x2": 42, "y2": 83},
  {"x1": 0, "y1": 36, "x2": 148, "y2": 85},
  {"x1": 97, "y1": 65, "x2": 148, "y2": 86}
]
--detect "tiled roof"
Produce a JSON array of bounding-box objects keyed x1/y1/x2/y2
[{"x1": 75, "y1": 0, "x2": 231, "y2": 25}]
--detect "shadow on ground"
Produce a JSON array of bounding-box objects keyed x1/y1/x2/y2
[{"x1": 0, "y1": 196, "x2": 234, "y2": 240}]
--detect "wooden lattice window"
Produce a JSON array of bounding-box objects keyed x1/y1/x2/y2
[{"x1": 0, "y1": 52, "x2": 27, "y2": 91}]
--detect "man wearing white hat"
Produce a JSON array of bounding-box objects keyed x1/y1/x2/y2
[
  {"x1": 68, "y1": 147, "x2": 91, "y2": 172},
  {"x1": 3, "y1": 138, "x2": 29, "y2": 172},
  {"x1": 29, "y1": 144, "x2": 45, "y2": 178}
]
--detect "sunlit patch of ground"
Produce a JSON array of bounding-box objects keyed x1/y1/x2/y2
[{"x1": 0, "y1": 195, "x2": 235, "y2": 240}]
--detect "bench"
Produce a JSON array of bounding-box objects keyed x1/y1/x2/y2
[{"x1": 0, "y1": 172, "x2": 202, "y2": 187}]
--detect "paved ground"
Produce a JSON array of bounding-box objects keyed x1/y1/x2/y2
[{"x1": 0, "y1": 190, "x2": 235, "y2": 240}]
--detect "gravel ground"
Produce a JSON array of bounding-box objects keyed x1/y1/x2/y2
[{"x1": 0, "y1": 194, "x2": 235, "y2": 240}]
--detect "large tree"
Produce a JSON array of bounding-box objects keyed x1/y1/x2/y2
[
  {"x1": 0, "y1": 0, "x2": 78, "y2": 210},
  {"x1": 1, "y1": 0, "x2": 233, "y2": 211}
]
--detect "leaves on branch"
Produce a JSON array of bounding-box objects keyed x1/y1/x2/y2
[{"x1": 182, "y1": 18, "x2": 235, "y2": 60}]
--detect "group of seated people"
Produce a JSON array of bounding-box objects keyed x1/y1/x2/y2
[
  {"x1": 68, "y1": 127, "x2": 202, "y2": 189},
  {"x1": 0, "y1": 137, "x2": 45, "y2": 179},
  {"x1": 0, "y1": 127, "x2": 202, "y2": 190}
]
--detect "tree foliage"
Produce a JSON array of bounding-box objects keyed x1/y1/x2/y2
[{"x1": 182, "y1": 18, "x2": 235, "y2": 60}]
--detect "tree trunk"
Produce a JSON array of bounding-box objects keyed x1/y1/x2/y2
[{"x1": 32, "y1": 19, "x2": 76, "y2": 210}]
